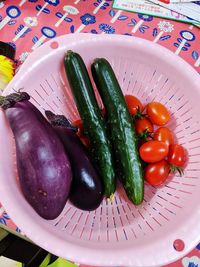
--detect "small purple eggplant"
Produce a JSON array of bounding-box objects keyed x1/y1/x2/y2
[
  {"x1": 45, "y1": 111, "x2": 104, "y2": 211},
  {"x1": 0, "y1": 93, "x2": 72, "y2": 220}
]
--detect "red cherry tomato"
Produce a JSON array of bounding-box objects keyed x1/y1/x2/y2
[
  {"x1": 73, "y1": 119, "x2": 84, "y2": 137},
  {"x1": 101, "y1": 108, "x2": 106, "y2": 117},
  {"x1": 154, "y1": 127, "x2": 174, "y2": 147},
  {"x1": 139, "y1": 140, "x2": 169, "y2": 163},
  {"x1": 73, "y1": 120, "x2": 90, "y2": 146},
  {"x1": 80, "y1": 136, "x2": 90, "y2": 147},
  {"x1": 145, "y1": 160, "x2": 170, "y2": 186},
  {"x1": 146, "y1": 102, "x2": 170, "y2": 126},
  {"x1": 168, "y1": 144, "x2": 186, "y2": 167},
  {"x1": 135, "y1": 117, "x2": 153, "y2": 134},
  {"x1": 125, "y1": 95, "x2": 143, "y2": 115}
]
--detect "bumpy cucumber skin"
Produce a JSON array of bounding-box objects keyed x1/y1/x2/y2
[
  {"x1": 64, "y1": 51, "x2": 116, "y2": 198},
  {"x1": 92, "y1": 58, "x2": 144, "y2": 205}
]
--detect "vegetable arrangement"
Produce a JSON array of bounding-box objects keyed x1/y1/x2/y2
[{"x1": 0, "y1": 51, "x2": 186, "y2": 220}]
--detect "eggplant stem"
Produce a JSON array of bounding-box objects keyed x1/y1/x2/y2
[
  {"x1": 45, "y1": 110, "x2": 78, "y2": 132},
  {"x1": 0, "y1": 92, "x2": 30, "y2": 110},
  {"x1": 12, "y1": 87, "x2": 24, "y2": 93},
  {"x1": 0, "y1": 96, "x2": 5, "y2": 106}
]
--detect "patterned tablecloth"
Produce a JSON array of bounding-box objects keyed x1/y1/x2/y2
[{"x1": 0, "y1": 0, "x2": 200, "y2": 266}]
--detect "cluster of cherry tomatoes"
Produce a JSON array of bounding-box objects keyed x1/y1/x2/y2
[{"x1": 125, "y1": 95, "x2": 186, "y2": 186}]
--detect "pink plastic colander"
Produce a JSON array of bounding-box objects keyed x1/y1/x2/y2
[{"x1": 0, "y1": 34, "x2": 200, "y2": 267}]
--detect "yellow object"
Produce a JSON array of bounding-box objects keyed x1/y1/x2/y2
[
  {"x1": 0, "y1": 55, "x2": 15, "y2": 91},
  {"x1": 15, "y1": 255, "x2": 77, "y2": 267},
  {"x1": 47, "y1": 258, "x2": 77, "y2": 267},
  {"x1": 39, "y1": 254, "x2": 78, "y2": 267}
]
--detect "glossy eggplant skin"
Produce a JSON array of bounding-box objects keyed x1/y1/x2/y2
[
  {"x1": 5, "y1": 100, "x2": 72, "y2": 220},
  {"x1": 50, "y1": 123, "x2": 104, "y2": 211}
]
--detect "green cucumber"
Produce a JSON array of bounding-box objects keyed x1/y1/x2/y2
[
  {"x1": 91, "y1": 58, "x2": 144, "y2": 205},
  {"x1": 64, "y1": 51, "x2": 116, "y2": 198}
]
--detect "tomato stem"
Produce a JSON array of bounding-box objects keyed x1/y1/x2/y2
[
  {"x1": 132, "y1": 107, "x2": 146, "y2": 121},
  {"x1": 170, "y1": 164, "x2": 184, "y2": 176},
  {"x1": 138, "y1": 129, "x2": 154, "y2": 142}
]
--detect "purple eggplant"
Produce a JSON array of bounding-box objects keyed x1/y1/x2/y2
[
  {"x1": 1, "y1": 93, "x2": 72, "y2": 220},
  {"x1": 45, "y1": 111, "x2": 104, "y2": 211}
]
